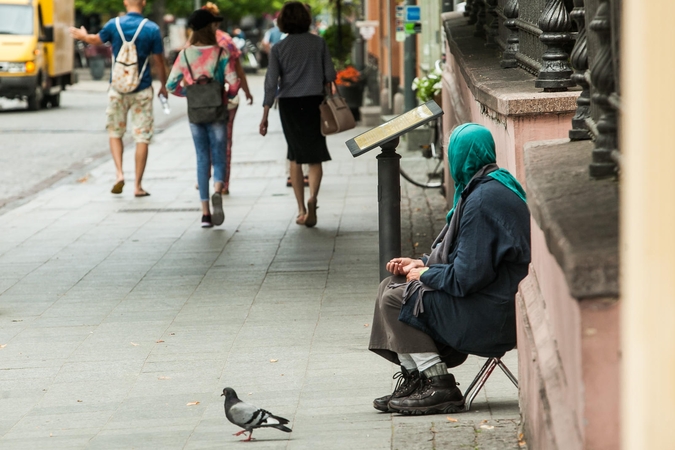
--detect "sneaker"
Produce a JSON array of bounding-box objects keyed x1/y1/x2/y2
[
  {"x1": 211, "y1": 192, "x2": 224, "y2": 226},
  {"x1": 388, "y1": 372, "x2": 464, "y2": 415},
  {"x1": 201, "y1": 214, "x2": 213, "y2": 228},
  {"x1": 373, "y1": 367, "x2": 420, "y2": 412}
]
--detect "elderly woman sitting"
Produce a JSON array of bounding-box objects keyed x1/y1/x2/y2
[{"x1": 368, "y1": 123, "x2": 531, "y2": 415}]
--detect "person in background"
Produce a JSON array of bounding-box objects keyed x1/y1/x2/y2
[
  {"x1": 202, "y1": 2, "x2": 253, "y2": 195},
  {"x1": 259, "y1": 1, "x2": 336, "y2": 228},
  {"x1": 232, "y1": 28, "x2": 245, "y2": 39},
  {"x1": 70, "y1": 0, "x2": 167, "y2": 197},
  {"x1": 166, "y1": 10, "x2": 230, "y2": 228},
  {"x1": 261, "y1": 16, "x2": 284, "y2": 54}
]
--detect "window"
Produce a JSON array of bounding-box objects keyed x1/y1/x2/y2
[{"x1": 0, "y1": 5, "x2": 33, "y2": 36}]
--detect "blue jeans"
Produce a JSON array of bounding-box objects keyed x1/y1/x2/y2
[{"x1": 189, "y1": 121, "x2": 227, "y2": 202}]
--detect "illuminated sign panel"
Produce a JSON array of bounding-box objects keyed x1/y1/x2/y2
[{"x1": 345, "y1": 101, "x2": 443, "y2": 157}]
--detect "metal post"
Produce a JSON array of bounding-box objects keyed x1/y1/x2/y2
[
  {"x1": 337, "y1": 0, "x2": 343, "y2": 59},
  {"x1": 386, "y1": 0, "x2": 393, "y2": 109},
  {"x1": 194, "y1": 0, "x2": 201, "y2": 10},
  {"x1": 404, "y1": 0, "x2": 417, "y2": 112},
  {"x1": 376, "y1": 138, "x2": 401, "y2": 280}
]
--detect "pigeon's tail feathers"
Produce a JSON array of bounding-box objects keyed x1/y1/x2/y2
[
  {"x1": 260, "y1": 423, "x2": 292, "y2": 433},
  {"x1": 265, "y1": 412, "x2": 290, "y2": 426}
]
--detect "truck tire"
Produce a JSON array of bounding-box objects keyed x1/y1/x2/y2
[{"x1": 27, "y1": 83, "x2": 43, "y2": 111}]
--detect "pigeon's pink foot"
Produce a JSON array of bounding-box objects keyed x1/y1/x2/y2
[
  {"x1": 233, "y1": 430, "x2": 246, "y2": 436},
  {"x1": 242, "y1": 432, "x2": 254, "y2": 442}
]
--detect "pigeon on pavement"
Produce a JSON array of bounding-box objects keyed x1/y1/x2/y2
[{"x1": 222, "y1": 387, "x2": 292, "y2": 441}]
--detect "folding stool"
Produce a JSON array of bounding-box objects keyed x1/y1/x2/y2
[{"x1": 462, "y1": 356, "x2": 519, "y2": 411}]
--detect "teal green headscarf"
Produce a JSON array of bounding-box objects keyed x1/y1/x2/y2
[{"x1": 446, "y1": 123, "x2": 526, "y2": 223}]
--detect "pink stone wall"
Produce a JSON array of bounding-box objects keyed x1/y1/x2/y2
[
  {"x1": 579, "y1": 299, "x2": 621, "y2": 450},
  {"x1": 522, "y1": 221, "x2": 621, "y2": 450},
  {"x1": 528, "y1": 220, "x2": 585, "y2": 448},
  {"x1": 441, "y1": 49, "x2": 575, "y2": 195}
]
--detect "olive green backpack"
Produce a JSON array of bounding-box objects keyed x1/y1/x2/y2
[{"x1": 184, "y1": 47, "x2": 228, "y2": 124}]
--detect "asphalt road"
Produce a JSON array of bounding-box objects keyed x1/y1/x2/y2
[{"x1": 0, "y1": 76, "x2": 187, "y2": 211}]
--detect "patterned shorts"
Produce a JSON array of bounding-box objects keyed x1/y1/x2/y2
[{"x1": 106, "y1": 87, "x2": 154, "y2": 144}]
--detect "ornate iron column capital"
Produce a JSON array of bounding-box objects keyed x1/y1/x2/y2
[
  {"x1": 535, "y1": 0, "x2": 575, "y2": 91},
  {"x1": 501, "y1": 0, "x2": 520, "y2": 68}
]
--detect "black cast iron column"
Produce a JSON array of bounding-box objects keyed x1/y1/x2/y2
[
  {"x1": 569, "y1": 0, "x2": 591, "y2": 140},
  {"x1": 588, "y1": 0, "x2": 618, "y2": 178},
  {"x1": 377, "y1": 138, "x2": 402, "y2": 280},
  {"x1": 535, "y1": 0, "x2": 574, "y2": 91}
]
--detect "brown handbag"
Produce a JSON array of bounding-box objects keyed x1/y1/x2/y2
[{"x1": 320, "y1": 83, "x2": 356, "y2": 136}]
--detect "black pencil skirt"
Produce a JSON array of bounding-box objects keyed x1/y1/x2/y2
[{"x1": 278, "y1": 95, "x2": 332, "y2": 164}]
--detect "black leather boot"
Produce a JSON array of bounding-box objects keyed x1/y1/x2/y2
[
  {"x1": 388, "y1": 372, "x2": 464, "y2": 415},
  {"x1": 373, "y1": 367, "x2": 421, "y2": 412}
]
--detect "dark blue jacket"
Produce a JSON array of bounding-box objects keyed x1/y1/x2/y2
[{"x1": 399, "y1": 177, "x2": 531, "y2": 357}]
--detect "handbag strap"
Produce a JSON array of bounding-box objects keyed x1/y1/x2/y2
[{"x1": 325, "y1": 81, "x2": 343, "y2": 99}]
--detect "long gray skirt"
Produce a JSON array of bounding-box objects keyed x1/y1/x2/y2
[{"x1": 368, "y1": 275, "x2": 468, "y2": 368}]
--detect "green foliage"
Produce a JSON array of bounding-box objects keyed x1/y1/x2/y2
[
  {"x1": 327, "y1": 0, "x2": 361, "y2": 18},
  {"x1": 74, "y1": 0, "x2": 287, "y2": 22},
  {"x1": 211, "y1": 0, "x2": 285, "y2": 22},
  {"x1": 323, "y1": 23, "x2": 354, "y2": 68},
  {"x1": 74, "y1": 0, "x2": 123, "y2": 16},
  {"x1": 412, "y1": 67, "x2": 442, "y2": 102}
]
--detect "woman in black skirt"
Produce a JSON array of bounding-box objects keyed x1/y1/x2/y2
[{"x1": 259, "y1": 1, "x2": 336, "y2": 227}]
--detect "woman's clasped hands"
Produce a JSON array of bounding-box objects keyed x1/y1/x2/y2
[{"x1": 386, "y1": 257, "x2": 424, "y2": 276}]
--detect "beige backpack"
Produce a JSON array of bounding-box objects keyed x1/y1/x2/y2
[{"x1": 111, "y1": 17, "x2": 149, "y2": 94}]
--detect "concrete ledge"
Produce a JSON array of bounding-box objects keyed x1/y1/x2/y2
[
  {"x1": 525, "y1": 139, "x2": 619, "y2": 299},
  {"x1": 442, "y1": 12, "x2": 579, "y2": 117}
]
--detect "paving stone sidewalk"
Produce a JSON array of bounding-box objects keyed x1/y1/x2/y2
[{"x1": 0, "y1": 76, "x2": 523, "y2": 449}]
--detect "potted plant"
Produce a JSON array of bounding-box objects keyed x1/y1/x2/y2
[
  {"x1": 406, "y1": 68, "x2": 443, "y2": 150},
  {"x1": 412, "y1": 67, "x2": 442, "y2": 105},
  {"x1": 324, "y1": 23, "x2": 364, "y2": 118}
]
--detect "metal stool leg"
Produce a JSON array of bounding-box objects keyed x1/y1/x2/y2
[
  {"x1": 496, "y1": 358, "x2": 519, "y2": 388},
  {"x1": 462, "y1": 357, "x2": 519, "y2": 411},
  {"x1": 463, "y1": 357, "x2": 498, "y2": 411}
]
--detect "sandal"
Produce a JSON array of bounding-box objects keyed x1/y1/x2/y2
[
  {"x1": 296, "y1": 214, "x2": 307, "y2": 225},
  {"x1": 111, "y1": 180, "x2": 124, "y2": 194},
  {"x1": 304, "y1": 198, "x2": 317, "y2": 228}
]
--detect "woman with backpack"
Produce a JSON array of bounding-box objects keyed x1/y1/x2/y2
[
  {"x1": 202, "y1": 2, "x2": 254, "y2": 196},
  {"x1": 167, "y1": 10, "x2": 230, "y2": 228}
]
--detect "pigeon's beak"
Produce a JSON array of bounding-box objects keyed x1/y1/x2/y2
[{"x1": 221, "y1": 393, "x2": 225, "y2": 396}]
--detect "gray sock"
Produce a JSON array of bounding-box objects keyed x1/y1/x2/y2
[{"x1": 422, "y1": 362, "x2": 449, "y2": 378}]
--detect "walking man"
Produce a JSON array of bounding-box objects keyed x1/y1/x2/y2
[{"x1": 70, "y1": 0, "x2": 167, "y2": 197}]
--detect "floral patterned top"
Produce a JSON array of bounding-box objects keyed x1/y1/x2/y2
[
  {"x1": 216, "y1": 30, "x2": 241, "y2": 95},
  {"x1": 166, "y1": 45, "x2": 230, "y2": 101}
]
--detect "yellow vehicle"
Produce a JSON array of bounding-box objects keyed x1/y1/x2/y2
[{"x1": 0, "y1": 0, "x2": 75, "y2": 110}]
